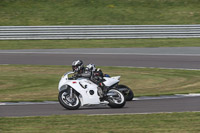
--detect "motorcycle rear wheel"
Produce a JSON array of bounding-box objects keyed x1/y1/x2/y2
[
  {"x1": 58, "y1": 89, "x2": 81, "y2": 110},
  {"x1": 107, "y1": 89, "x2": 126, "y2": 108},
  {"x1": 118, "y1": 84, "x2": 134, "y2": 101}
]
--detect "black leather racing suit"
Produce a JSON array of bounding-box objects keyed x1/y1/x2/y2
[
  {"x1": 75, "y1": 68, "x2": 107, "y2": 94},
  {"x1": 75, "y1": 67, "x2": 92, "y2": 79}
]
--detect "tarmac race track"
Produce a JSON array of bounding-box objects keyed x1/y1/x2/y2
[
  {"x1": 1, "y1": 96, "x2": 200, "y2": 117},
  {"x1": 0, "y1": 47, "x2": 200, "y2": 69},
  {"x1": 0, "y1": 47, "x2": 200, "y2": 117}
]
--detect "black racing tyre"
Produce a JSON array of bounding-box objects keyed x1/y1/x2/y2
[
  {"x1": 58, "y1": 89, "x2": 81, "y2": 110},
  {"x1": 107, "y1": 89, "x2": 126, "y2": 108},
  {"x1": 118, "y1": 84, "x2": 134, "y2": 101}
]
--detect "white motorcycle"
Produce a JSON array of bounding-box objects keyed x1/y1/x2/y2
[{"x1": 58, "y1": 71, "x2": 126, "y2": 110}]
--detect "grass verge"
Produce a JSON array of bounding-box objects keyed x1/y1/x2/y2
[
  {"x1": 0, "y1": 112, "x2": 200, "y2": 132},
  {"x1": 0, "y1": 38, "x2": 200, "y2": 50},
  {"x1": 0, "y1": 0, "x2": 200, "y2": 25},
  {"x1": 0, "y1": 65, "x2": 200, "y2": 102}
]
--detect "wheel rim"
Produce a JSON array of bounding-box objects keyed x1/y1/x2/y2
[
  {"x1": 61, "y1": 92, "x2": 79, "y2": 107},
  {"x1": 108, "y1": 90, "x2": 124, "y2": 104}
]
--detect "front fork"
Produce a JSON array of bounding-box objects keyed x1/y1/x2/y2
[
  {"x1": 69, "y1": 87, "x2": 73, "y2": 98},
  {"x1": 67, "y1": 87, "x2": 78, "y2": 104}
]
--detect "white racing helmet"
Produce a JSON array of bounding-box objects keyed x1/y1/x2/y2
[
  {"x1": 86, "y1": 64, "x2": 96, "y2": 71},
  {"x1": 72, "y1": 60, "x2": 84, "y2": 72}
]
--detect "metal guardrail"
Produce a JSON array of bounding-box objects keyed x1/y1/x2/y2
[{"x1": 0, "y1": 25, "x2": 200, "y2": 40}]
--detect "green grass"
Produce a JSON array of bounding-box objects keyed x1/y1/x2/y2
[
  {"x1": 1, "y1": 38, "x2": 200, "y2": 49},
  {"x1": 1, "y1": 112, "x2": 200, "y2": 132},
  {"x1": 0, "y1": 0, "x2": 200, "y2": 26},
  {"x1": 1, "y1": 65, "x2": 200, "y2": 102}
]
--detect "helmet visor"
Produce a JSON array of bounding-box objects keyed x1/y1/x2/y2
[{"x1": 72, "y1": 66, "x2": 78, "y2": 72}]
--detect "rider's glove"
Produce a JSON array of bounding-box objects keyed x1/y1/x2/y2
[{"x1": 77, "y1": 74, "x2": 81, "y2": 77}]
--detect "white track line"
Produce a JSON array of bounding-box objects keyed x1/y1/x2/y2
[
  {"x1": 88, "y1": 111, "x2": 200, "y2": 116},
  {"x1": 116, "y1": 66, "x2": 200, "y2": 71},
  {"x1": 1, "y1": 51, "x2": 200, "y2": 56},
  {"x1": 133, "y1": 93, "x2": 200, "y2": 101},
  {"x1": 1, "y1": 93, "x2": 200, "y2": 106}
]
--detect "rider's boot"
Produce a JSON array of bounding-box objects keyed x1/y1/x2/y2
[
  {"x1": 97, "y1": 87, "x2": 104, "y2": 98},
  {"x1": 98, "y1": 83, "x2": 109, "y2": 100},
  {"x1": 102, "y1": 86, "x2": 108, "y2": 97}
]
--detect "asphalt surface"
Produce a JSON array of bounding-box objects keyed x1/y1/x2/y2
[
  {"x1": 0, "y1": 47, "x2": 200, "y2": 69},
  {"x1": 1, "y1": 96, "x2": 200, "y2": 117},
  {"x1": 0, "y1": 47, "x2": 200, "y2": 117}
]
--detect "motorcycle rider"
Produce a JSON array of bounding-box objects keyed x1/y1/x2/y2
[
  {"x1": 86, "y1": 64, "x2": 108, "y2": 98},
  {"x1": 72, "y1": 60, "x2": 108, "y2": 98},
  {"x1": 86, "y1": 64, "x2": 104, "y2": 85},
  {"x1": 72, "y1": 60, "x2": 91, "y2": 78}
]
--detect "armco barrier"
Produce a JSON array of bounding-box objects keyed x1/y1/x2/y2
[{"x1": 0, "y1": 25, "x2": 200, "y2": 40}]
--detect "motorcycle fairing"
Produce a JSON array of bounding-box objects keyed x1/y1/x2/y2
[
  {"x1": 103, "y1": 76, "x2": 120, "y2": 86},
  {"x1": 59, "y1": 79, "x2": 100, "y2": 106}
]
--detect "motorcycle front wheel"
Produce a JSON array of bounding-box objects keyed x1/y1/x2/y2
[
  {"x1": 107, "y1": 89, "x2": 126, "y2": 108},
  {"x1": 58, "y1": 89, "x2": 81, "y2": 110}
]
